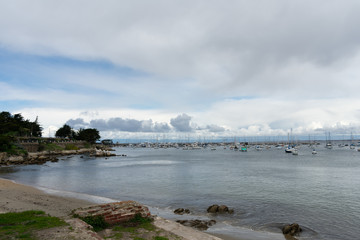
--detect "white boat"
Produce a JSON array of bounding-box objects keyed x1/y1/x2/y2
[
  {"x1": 292, "y1": 149, "x2": 299, "y2": 155},
  {"x1": 285, "y1": 145, "x2": 294, "y2": 153},
  {"x1": 312, "y1": 149, "x2": 317, "y2": 154}
]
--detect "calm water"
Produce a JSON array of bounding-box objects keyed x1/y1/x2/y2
[{"x1": 1, "y1": 146, "x2": 360, "y2": 240}]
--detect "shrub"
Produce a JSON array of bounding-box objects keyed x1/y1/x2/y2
[
  {"x1": 78, "y1": 215, "x2": 109, "y2": 232},
  {"x1": 65, "y1": 144, "x2": 79, "y2": 150}
]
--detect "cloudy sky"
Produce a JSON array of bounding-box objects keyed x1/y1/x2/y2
[{"x1": 1, "y1": 0, "x2": 360, "y2": 140}]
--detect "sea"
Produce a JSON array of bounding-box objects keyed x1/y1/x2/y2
[{"x1": 1, "y1": 144, "x2": 359, "y2": 240}]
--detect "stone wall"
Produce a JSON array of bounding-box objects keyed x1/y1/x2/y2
[
  {"x1": 73, "y1": 201, "x2": 151, "y2": 225},
  {"x1": 18, "y1": 141, "x2": 87, "y2": 152}
]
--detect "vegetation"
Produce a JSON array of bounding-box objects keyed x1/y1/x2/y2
[
  {"x1": 55, "y1": 124, "x2": 101, "y2": 144},
  {"x1": 38, "y1": 143, "x2": 64, "y2": 152},
  {"x1": 0, "y1": 112, "x2": 42, "y2": 137},
  {"x1": 0, "y1": 210, "x2": 67, "y2": 239},
  {"x1": 0, "y1": 111, "x2": 42, "y2": 154},
  {"x1": 75, "y1": 128, "x2": 100, "y2": 144},
  {"x1": 75, "y1": 215, "x2": 109, "y2": 232},
  {"x1": 102, "y1": 214, "x2": 174, "y2": 240},
  {"x1": 55, "y1": 124, "x2": 75, "y2": 138},
  {"x1": 64, "y1": 144, "x2": 79, "y2": 150}
]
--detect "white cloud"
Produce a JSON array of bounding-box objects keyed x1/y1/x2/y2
[{"x1": 2, "y1": 1, "x2": 360, "y2": 138}]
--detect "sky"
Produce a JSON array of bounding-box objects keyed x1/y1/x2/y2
[{"x1": 1, "y1": 0, "x2": 360, "y2": 141}]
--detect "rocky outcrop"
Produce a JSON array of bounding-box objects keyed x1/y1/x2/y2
[
  {"x1": 0, "y1": 149, "x2": 96, "y2": 166},
  {"x1": 176, "y1": 219, "x2": 216, "y2": 231},
  {"x1": 174, "y1": 208, "x2": 190, "y2": 215},
  {"x1": 73, "y1": 201, "x2": 151, "y2": 226},
  {"x1": 90, "y1": 149, "x2": 116, "y2": 157},
  {"x1": 207, "y1": 204, "x2": 234, "y2": 214},
  {"x1": 282, "y1": 223, "x2": 302, "y2": 237}
]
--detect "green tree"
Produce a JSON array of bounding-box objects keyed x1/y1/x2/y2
[
  {"x1": 55, "y1": 124, "x2": 74, "y2": 138},
  {"x1": 0, "y1": 111, "x2": 42, "y2": 137},
  {"x1": 75, "y1": 128, "x2": 100, "y2": 144}
]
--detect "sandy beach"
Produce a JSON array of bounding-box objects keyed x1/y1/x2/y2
[{"x1": 0, "y1": 178, "x2": 226, "y2": 240}]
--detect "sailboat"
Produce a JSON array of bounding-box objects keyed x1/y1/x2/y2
[
  {"x1": 285, "y1": 130, "x2": 295, "y2": 153},
  {"x1": 325, "y1": 132, "x2": 332, "y2": 149}
]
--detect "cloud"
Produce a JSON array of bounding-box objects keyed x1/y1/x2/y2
[
  {"x1": 3, "y1": 1, "x2": 360, "y2": 138},
  {"x1": 86, "y1": 117, "x2": 171, "y2": 133},
  {"x1": 170, "y1": 114, "x2": 193, "y2": 132},
  {"x1": 65, "y1": 118, "x2": 89, "y2": 129},
  {"x1": 2, "y1": 0, "x2": 360, "y2": 100},
  {"x1": 206, "y1": 124, "x2": 226, "y2": 133}
]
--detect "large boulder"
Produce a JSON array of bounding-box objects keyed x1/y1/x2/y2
[
  {"x1": 207, "y1": 204, "x2": 234, "y2": 214},
  {"x1": 282, "y1": 223, "x2": 302, "y2": 236}
]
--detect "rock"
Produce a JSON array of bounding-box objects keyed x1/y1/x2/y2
[
  {"x1": 73, "y1": 201, "x2": 151, "y2": 226},
  {"x1": 176, "y1": 219, "x2": 216, "y2": 231},
  {"x1": 218, "y1": 205, "x2": 229, "y2": 213},
  {"x1": 282, "y1": 223, "x2": 302, "y2": 236},
  {"x1": 207, "y1": 204, "x2": 234, "y2": 214},
  {"x1": 174, "y1": 208, "x2": 190, "y2": 215},
  {"x1": 207, "y1": 205, "x2": 219, "y2": 213}
]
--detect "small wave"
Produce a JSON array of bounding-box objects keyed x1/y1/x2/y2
[
  {"x1": 37, "y1": 187, "x2": 119, "y2": 204},
  {"x1": 100, "y1": 160, "x2": 181, "y2": 168}
]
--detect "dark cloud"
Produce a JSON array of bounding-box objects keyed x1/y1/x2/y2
[
  {"x1": 170, "y1": 113, "x2": 193, "y2": 132},
  {"x1": 66, "y1": 118, "x2": 89, "y2": 129},
  {"x1": 82, "y1": 117, "x2": 171, "y2": 133}
]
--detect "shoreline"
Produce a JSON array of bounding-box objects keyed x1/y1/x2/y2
[{"x1": 0, "y1": 178, "x2": 233, "y2": 240}]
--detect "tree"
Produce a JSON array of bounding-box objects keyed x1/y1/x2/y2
[
  {"x1": 0, "y1": 111, "x2": 42, "y2": 137},
  {"x1": 75, "y1": 128, "x2": 100, "y2": 144},
  {"x1": 55, "y1": 124, "x2": 74, "y2": 138}
]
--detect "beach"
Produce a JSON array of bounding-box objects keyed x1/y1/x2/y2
[{"x1": 0, "y1": 178, "x2": 230, "y2": 240}]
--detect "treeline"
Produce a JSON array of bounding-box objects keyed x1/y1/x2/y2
[
  {"x1": 1, "y1": 111, "x2": 101, "y2": 154},
  {"x1": 55, "y1": 124, "x2": 100, "y2": 144},
  {"x1": 0, "y1": 111, "x2": 42, "y2": 137},
  {"x1": 0, "y1": 111, "x2": 42, "y2": 153}
]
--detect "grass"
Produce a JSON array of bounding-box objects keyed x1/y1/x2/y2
[
  {"x1": 38, "y1": 143, "x2": 64, "y2": 152},
  {"x1": 0, "y1": 210, "x2": 67, "y2": 239},
  {"x1": 64, "y1": 144, "x2": 79, "y2": 150},
  {"x1": 103, "y1": 214, "x2": 172, "y2": 240}
]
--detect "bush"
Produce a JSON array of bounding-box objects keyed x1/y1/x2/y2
[
  {"x1": 65, "y1": 144, "x2": 79, "y2": 150},
  {"x1": 0, "y1": 135, "x2": 13, "y2": 152},
  {"x1": 78, "y1": 215, "x2": 109, "y2": 232}
]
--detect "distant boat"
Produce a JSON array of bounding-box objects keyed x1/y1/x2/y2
[
  {"x1": 292, "y1": 149, "x2": 299, "y2": 155},
  {"x1": 285, "y1": 130, "x2": 295, "y2": 153},
  {"x1": 325, "y1": 132, "x2": 332, "y2": 149},
  {"x1": 312, "y1": 149, "x2": 317, "y2": 154},
  {"x1": 285, "y1": 145, "x2": 294, "y2": 153},
  {"x1": 241, "y1": 146, "x2": 247, "y2": 152}
]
